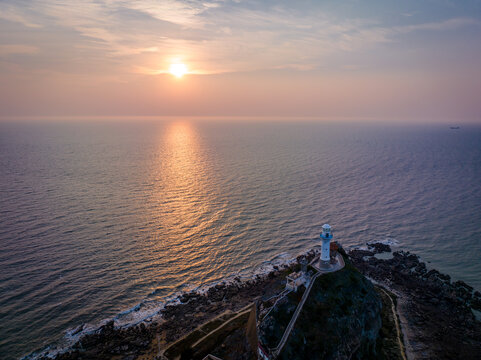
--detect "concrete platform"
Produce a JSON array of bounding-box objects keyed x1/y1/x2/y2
[{"x1": 311, "y1": 253, "x2": 345, "y2": 274}]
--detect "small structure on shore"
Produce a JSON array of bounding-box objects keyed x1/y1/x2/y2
[
  {"x1": 286, "y1": 271, "x2": 306, "y2": 292},
  {"x1": 320, "y1": 224, "x2": 333, "y2": 263},
  {"x1": 285, "y1": 257, "x2": 309, "y2": 292}
]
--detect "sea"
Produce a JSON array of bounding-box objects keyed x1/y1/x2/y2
[{"x1": 0, "y1": 119, "x2": 480, "y2": 359}]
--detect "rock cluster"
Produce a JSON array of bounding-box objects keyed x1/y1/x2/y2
[
  {"x1": 38, "y1": 244, "x2": 480, "y2": 360},
  {"x1": 38, "y1": 263, "x2": 294, "y2": 360},
  {"x1": 349, "y1": 246, "x2": 481, "y2": 360},
  {"x1": 49, "y1": 320, "x2": 154, "y2": 360}
]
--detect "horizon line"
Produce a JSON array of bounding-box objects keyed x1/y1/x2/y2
[{"x1": 0, "y1": 115, "x2": 478, "y2": 125}]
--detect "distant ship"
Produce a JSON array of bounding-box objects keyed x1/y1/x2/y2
[{"x1": 449, "y1": 126, "x2": 460, "y2": 129}]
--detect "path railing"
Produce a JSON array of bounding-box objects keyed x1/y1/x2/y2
[
  {"x1": 260, "y1": 289, "x2": 292, "y2": 322},
  {"x1": 270, "y1": 271, "x2": 321, "y2": 358},
  {"x1": 270, "y1": 254, "x2": 345, "y2": 358}
]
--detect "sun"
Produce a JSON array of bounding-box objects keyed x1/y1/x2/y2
[{"x1": 169, "y1": 63, "x2": 188, "y2": 78}]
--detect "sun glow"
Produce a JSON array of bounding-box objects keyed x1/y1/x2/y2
[{"x1": 169, "y1": 63, "x2": 188, "y2": 78}]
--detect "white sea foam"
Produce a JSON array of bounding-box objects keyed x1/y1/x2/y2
[
  {"x1": 350, "y1": 237, "x2": 400, "y2": 251},
  {"x1": 367, "y1": 237, "x2": 400, "y2": 247},
  {"x1": 27, "y1": 247, "x2": 311, "y2": 360}
]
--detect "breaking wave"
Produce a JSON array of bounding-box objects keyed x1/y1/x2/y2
[{"x1": 24, "y1": 247, "x2": 314, "y2": 359}]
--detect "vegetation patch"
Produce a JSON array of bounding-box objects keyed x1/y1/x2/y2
[
  {"x1": 375, "y1": 287, "x2": 405, "y2": 360},
  {"x1": 258, "y1": 286, "x2": 305, "y2": 349},
  {"x1": 279, "y1": 265, "x2": 382, "y2": 360},
  {"x1": 164, "y1": 310, "x2": 255, "y2": 360}
]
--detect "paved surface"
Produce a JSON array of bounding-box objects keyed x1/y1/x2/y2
[
  {"x1": 311, "y1": 252, "x2": 345, "y2": 273},
  {"x1": 271, "y1": 254, "x2": 345, "y2": 358}
]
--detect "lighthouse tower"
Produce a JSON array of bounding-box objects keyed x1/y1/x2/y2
[{"x1": 320, "y1": 224, "x2": 332, "y2": 262}]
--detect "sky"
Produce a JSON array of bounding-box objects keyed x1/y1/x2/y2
[{"x1": 1, "y1": 0, "x2": 481, "y2": 122}]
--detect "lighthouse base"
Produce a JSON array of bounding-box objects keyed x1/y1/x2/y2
[
  {"x1": 311, "y1": 253, "x2": 343, "y2": 273},
  {"x1": 317, "y1": 259, "x2": 335, "y2": 270}
]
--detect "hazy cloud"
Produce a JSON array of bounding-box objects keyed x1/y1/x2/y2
[
  {"x1": 0, "y1": 44, "x2": 38, "y2": 55},
  {"x1": 1, "y1": 0, "x2": 480, "y2": 76},
  {"x1": 1, "y1": 1, "x2": 480, "y2": 119},
  {"x1": 0, "y1": 2, "x2": 42, "y2": 28}
]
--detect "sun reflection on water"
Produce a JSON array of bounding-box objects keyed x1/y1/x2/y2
[{"x1": 147, "y1": 120, "x2": 226, "y2": 291}]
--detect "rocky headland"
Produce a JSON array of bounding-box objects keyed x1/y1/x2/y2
[
  {"x1": 348, "y1": 244, "x2": 481, "y2": 360},
  {"x1": 259, "y1": 260, "x2": 383, "y2": 359},
  {"x1": 32, "y1": 245, "x2": 481, "y2": 360},
  {"x1": 35, "y1": 255, "x2": 311, "y2": 360}
]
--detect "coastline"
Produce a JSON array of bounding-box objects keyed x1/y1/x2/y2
[
  {"x1": 26, "y1": 243, "x2": 481, "y2": 360},
  {"x1": 27, "y1": 249, "x2": 320, "y2": 359},
  {"x1": 349, "y1": 244, "x2": 481, "y2": 360}
]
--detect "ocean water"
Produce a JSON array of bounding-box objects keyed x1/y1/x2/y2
[{"x1": 0, "y1": 119, "x2": 480, "y2": 359}]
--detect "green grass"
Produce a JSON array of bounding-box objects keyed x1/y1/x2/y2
[
  {"x1": 192, "y1": 312, "x2": 251, "y2": 359},
  {"x1": 164, "y1": 311, "x2": 251, "y2": 360},
  {"x1": 259, "y1": 286, "x2": 305, "y2": 349},
  {"x1": 198, "y1": 312, "x2": 236, "y2": 333},
  {"x1": 279, "y1": 265, "x2": 382, "y2": 359},
  {"x1": 164, "y1": 328, "x2": 207, "y2": 359},
  {"x1": 375, "y1": 287, "x2": 405, "y2": 360}
]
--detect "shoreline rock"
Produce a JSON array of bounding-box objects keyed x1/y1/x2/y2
[
  {"x1": 35, "y1": 257, "x2": 307, "y2": 360},
  {"x1": 33, "y1": 246, "x2": 481, "y2": 360},
  {"x1": 348, "y1": 247, "x2": 481, "y2": 360}
]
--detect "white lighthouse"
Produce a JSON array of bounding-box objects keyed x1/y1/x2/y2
[{"x1": 320, "y1": 224, "x2": 332, "y2": 262}]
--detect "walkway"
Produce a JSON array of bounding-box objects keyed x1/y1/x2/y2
[
  {"x1": 160, "y1": 303, "x2": 254, "y2": 360},
  {"x1": 261, "y1": 289, "x2": 292, "y2": 322},
  {"x1": 378, "y1": 288, "x2": 407, "y2": 360},
  {"x1": 270, "y1": 254, "x2": 345, "y2": 358},
  {"x1": 191, "y1": 305, "x2": 253, "y2": 348}
]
